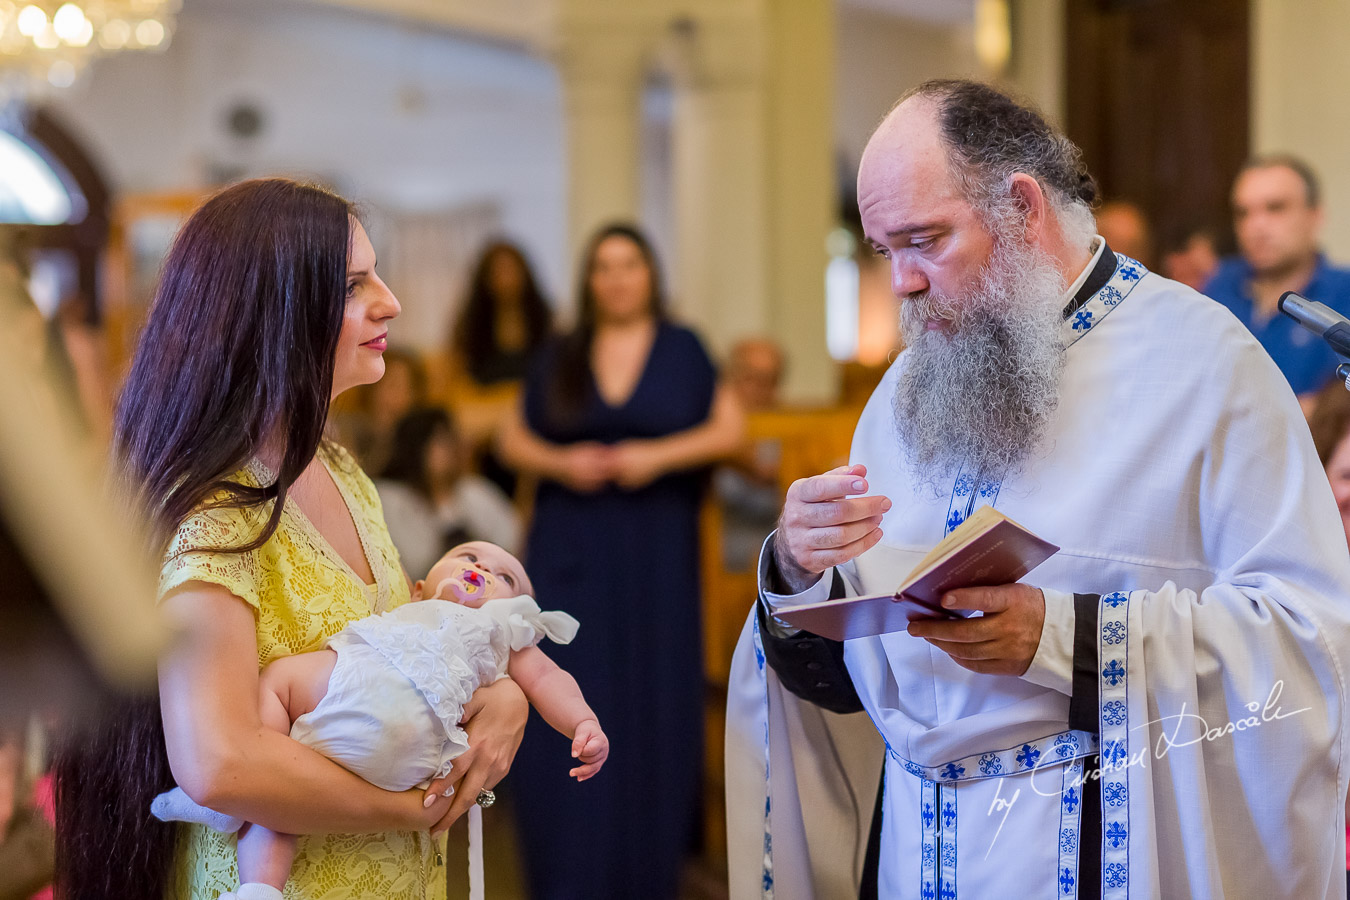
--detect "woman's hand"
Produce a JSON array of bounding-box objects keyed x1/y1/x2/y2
[
  {"x1": 424, "y1": 678, "x2": 528, "y2": 835},
  {"x1": 558, "y1": 442, "x2": 616, "y2": 493},
  {"x1": 610, "y1": 440, "x2": 667, "y2": 491}
]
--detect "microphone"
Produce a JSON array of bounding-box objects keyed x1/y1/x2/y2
[{"x1": 1278, "y1": 291, "x2": 1350, "y2": 359}]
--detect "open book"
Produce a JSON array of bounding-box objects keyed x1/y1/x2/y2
[{"x1": 774, "y1": 506, "x2": 1059, "y2": 641}]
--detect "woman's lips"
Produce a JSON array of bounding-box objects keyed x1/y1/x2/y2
[{"x1": 361, "y1": 333, "x2": 387, "y2": 351}]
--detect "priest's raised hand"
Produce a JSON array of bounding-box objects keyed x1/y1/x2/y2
[{"x1": 771, "y1": 462, "x2": 891, "y2": 594}]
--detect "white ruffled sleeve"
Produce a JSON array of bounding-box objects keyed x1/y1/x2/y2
[{"x1": 480, "y1": 595, "x2": 579, "y2": 650}]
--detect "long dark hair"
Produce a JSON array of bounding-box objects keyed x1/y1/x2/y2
[
  {"x1": 54, "y1": 178, "x2": 355, "y2": 900},
  {"x1": 451, "y1": 240, "x2": 553, "y2": 384},
  {"x1": 380, "y1": 406, "x2": 458, "y2": 501},
  {"x1": 549, "y1": 223, "x2": 667, "y2": 427}
]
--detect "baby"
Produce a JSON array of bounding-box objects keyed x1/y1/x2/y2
[{"x1": 152, "y1": 541, "x2": 607, "y2": 900}]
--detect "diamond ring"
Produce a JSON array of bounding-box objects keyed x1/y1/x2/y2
[{"x1": 476, "y1": 789, "x2": 496, "y2": 809}]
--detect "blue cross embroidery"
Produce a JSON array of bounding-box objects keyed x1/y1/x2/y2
[
  {"x1": 1072, "y1": 310, "x2": 1094, "y2": 331},
  {"x1": 1103, "y1": 700, "x2": 1127, "y2": 727},
  {"x1": 1105, "y1": 821, "x2": 1128, "y2": 849},
  {"x1": 954, "y1": 473, "x2": 975, "y2": 496},
  {"x1": 1017, "y1": 743, "x2": 1041, "y2": 769},
  {"x1": 946, "y1": 509, "x2": 965, "y2": 533},
  {"x1": 979, "y1": 479, "x2": 1000, "y2": 497},
  {"x1": 942, "y1": 843, "x2": 956, "y2": 867},
  {"x1": 1055, "y1": 733, "x2": 1079, "y2": 758},
  {"x1": 1104, "y1": 782, "x2": 1127, "y2": 807},
  {"x1": 1103, "y1": 740, "x2": 1127, "y2": 768},
  {"x1": 978, "y1": 753, "x2": 1002, "y2": 775},
  {"x1": 940, "y1": 762, "x2": 965, "y2": 781},
  {"x1": 754, "y1": 642, "x2": 765, "y2": 671},
  {"x1": 1103, "y1": 621, "x2": 1126, "y2": 645},
  {"x1": 942, "y1": 801, "x2": 956, "y2": 828},
  {"x1": 1059, "y1": 867, "x2": 1076, "y2": 895},
  {"x1": 922, "y1": 881, "x2": 936, "y2": 900},
  {"x1": 1102, "y1": 659, "x2": 1126, "y2": 686},
  {"x1": 1061, "y1": 787, "x2": 1079, "y2": 813},
  {"x1": 940, "y1": 883, "x2": 957, "y2": 900},
  {"x1": 1117, "y1": 263, "x2": 1142, "y2": 281},
  {"x1": 923, "y1": 844, "x2": 937, "y2": 866},
  {"x1": 1099, "y1": 285, "x2": 1122, "y2": 306},
  {"x1": 763, "y1": 871, "x2": 774, "y2": 891},
  {"x1": 1105, "y1": 862, "x2": 1128, "y2": 888},
  {"x1": 922, "y1": 802, "x2": 935, "y2": 829},
  {"x1": 1104, "y1": 592, "x2": 1128, "y2": 607},
  {"x1": 1060, "y1": 828, "x2": 1077, "y2": 853}
]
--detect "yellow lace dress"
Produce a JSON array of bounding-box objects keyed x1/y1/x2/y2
[{"x1": 159, "y1": 443, "x2": 447, "y2": 900}]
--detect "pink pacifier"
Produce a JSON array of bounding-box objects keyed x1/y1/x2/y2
[{"x1": 438, "y1": 563, "x2": 491, "y2": 604}]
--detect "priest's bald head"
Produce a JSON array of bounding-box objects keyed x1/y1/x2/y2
[{"x1": 859, "y1": 80, "x2": 1100, "y2": 484}]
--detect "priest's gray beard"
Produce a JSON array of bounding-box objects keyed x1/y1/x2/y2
[{"x1": 893, "y1": 238, "x2": 1068, "y2": 485}]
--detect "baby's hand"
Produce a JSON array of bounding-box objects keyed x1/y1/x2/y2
[{"x1": 568, "y1": 719, "x2": 609, "y2": 781}]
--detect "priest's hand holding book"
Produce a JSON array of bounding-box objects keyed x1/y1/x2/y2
[{"x1": 772, "y1": 463, "x2": 1057, "y2": 677}]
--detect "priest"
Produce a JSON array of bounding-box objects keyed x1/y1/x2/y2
[{"x1": 726, "y1": 79, "x2": 1350, "y2": 899}]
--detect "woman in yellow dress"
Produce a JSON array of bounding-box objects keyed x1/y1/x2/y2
[{"x1": 54, "y1": 179, "x2": 529, "y2": 899}]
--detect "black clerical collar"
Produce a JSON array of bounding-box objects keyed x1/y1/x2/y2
[{"x1": 1062, "y1": 243, "x2": 1118, "y2": 321}]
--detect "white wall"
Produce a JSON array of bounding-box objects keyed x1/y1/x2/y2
[
  {"x1": 1252, "y1": 0, "x2": 1350, "y2": 261},
  {"x1": 834, "y1": 5, "x2": 978, "y2": 176},
  {"x1": 45, "y1": 0, "x2": 568, "y2": 348}
]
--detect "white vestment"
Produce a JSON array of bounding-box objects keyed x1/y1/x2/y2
[{"x1": 726, "y1": 250, "x2": 1350, "y2": 899}]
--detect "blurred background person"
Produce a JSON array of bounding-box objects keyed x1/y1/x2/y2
[
  {"x1": 499, "y1": 223, "x2": 743, "y2": 900},
  {"x1": 446, "y1": 241, "x2": 555, "y2": 499},
  {"x1": 375, "y1": 406, "x2": 520, "y2": 577},
  {"x1": 450, "y1": 240, "x2": 554, "y2": 389},
  {"x1": 1308, "y1": 382, "x2": 1350, "y2": 548},
  {"x1": 1095, "y1": 198, "x2": 1155, "y2": 268},
  {"x1": 1162, "y1": 223, "x2": 1222, "y2": 291},
  {"x1": 0, "y1": 232, "x2": 162, "y2": 900},
  {"x1": 1205, "y1": 154, "x2": 1350, "y2": 403},
  {"x1": 329, "y1": 346, "x2": 427, "y2": 475},
  {"x1": 716, "y1": 337, "x2": 787, "y2": 573},
  {"x1": 1304, "y1": 380, "x2": 1350, "y2": 895}
]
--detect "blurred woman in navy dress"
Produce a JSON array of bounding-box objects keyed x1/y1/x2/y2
[{"x1": 500, "y1": 223, "x2": 743, "y2": 899}]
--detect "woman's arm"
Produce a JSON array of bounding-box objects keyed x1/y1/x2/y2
[
  {"x1": 158, "y1": 581, "x2": 452, "y2": 836},
  {"x1": 496, "y1": 402, "x2": 614, "y2": 492},
  {"x1": 611, "y1": 383, "x2": 746, "y2": 490}
]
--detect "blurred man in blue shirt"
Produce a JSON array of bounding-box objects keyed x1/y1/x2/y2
[{"x1": 1205, "y1": 155, "x2": 1350, "y2": 406}]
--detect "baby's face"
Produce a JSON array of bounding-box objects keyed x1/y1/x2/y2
[{"x1": 422, "y1": 541, "x2": 532, "y2": 608}]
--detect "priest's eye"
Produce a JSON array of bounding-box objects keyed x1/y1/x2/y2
[
  {"x1": 912, "y1": 236, "x2": 937, "y2": 251},
  {"x1": 871, "y1": 245, "x2": 891, "y2": 259}
]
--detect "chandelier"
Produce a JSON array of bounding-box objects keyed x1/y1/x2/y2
[{"x1": 0, "y1": 0, "x2": 180, "y2": 105}]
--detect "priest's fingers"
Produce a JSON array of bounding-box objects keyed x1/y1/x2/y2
[
  {"x1": 788, "y1": 468, "x2": 878, "y2": 506},
  {"x1": 797, "y1": 496, "x2": 892, "y2": 527},
  {"x1": 941, "y1": 584, "x2": 1043, "y2": 614},
  {"x1": 918, "y1": 636, "x2": 1032, "y2": 676},
  {"x1": 916, "y1": 636, "x2": 1001, "y2": 660},
  {"x1": 906, "y1": 614, "x2": 999, "y2": 643},
  {"x1": 797, "y1": 525, "x2": 884, "y2": 571},
  {"x1": 802, "y1": 515, "x2": 885, "y2": 551}
]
